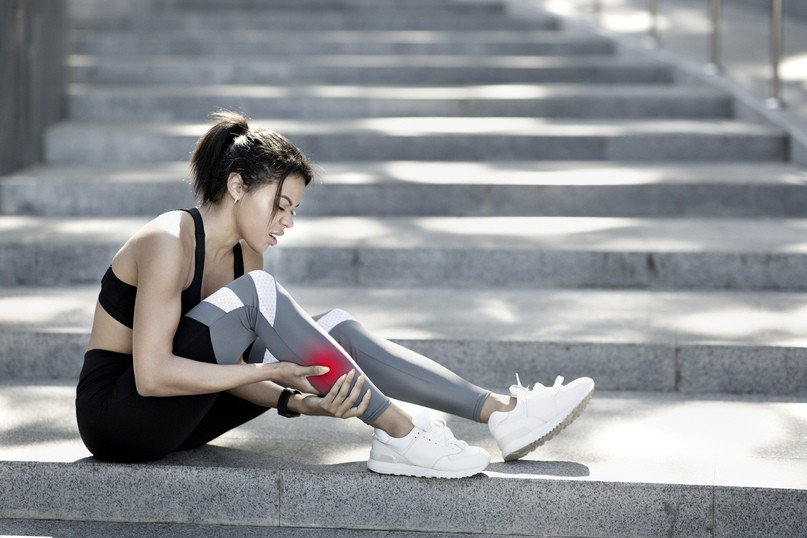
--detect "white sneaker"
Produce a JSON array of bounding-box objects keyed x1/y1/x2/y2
[
  {"x1": 367, "y1": 410, "x2": 490, "y2": 478},
  {"x1": 489, "y1": 375, "x2": 595, "y2": 461}
]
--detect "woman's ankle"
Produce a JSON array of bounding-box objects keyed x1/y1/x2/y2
[
  {"x1": 479, "y1": 393, "x2": 516, "y2": 424},
  {"x1": 372, "y1": 405, "x2": 414, "y2": 438}
]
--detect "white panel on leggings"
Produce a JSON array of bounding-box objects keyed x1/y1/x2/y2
[
  {"x1": 316, "y1": 309, "x2": 355, "y2": 333},
  {"x1": 204, "y1": 287, "x2": 244, "y2": 313},
  {"x1": 262, "y1": 349, "x2": 279, "y2": 364},
  {"x1": 249, "y1": 270, "x2": 277, "y2": 325}
]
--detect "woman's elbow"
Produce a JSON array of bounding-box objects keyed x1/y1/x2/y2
[
  {"x1": 133, "y1": 361, "x2": 170, "y2": 397},
  {"x1": 134, "y1": 373, "x2": 163, "y2": 397}
]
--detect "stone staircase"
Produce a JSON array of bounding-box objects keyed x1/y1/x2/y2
[{"x1": 1, "y1": 0, "x2": 806, "y2": 536}]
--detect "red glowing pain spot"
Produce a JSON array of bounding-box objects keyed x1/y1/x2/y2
[{"x1": 306, "y1": 345, "x2": 353, "y2": 395}]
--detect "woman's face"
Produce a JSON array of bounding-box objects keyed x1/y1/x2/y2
[{"x1": 237, "y1": 174, "x2": 306, "y2": 252}]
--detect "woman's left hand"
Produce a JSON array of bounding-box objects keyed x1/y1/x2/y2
[{"x1": 298, "y1": 369, "x2": 371, "y2": 419}]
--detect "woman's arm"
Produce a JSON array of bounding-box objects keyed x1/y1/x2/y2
[
  {"x1": 130, "y1": 221, "x2": 323, "y2": 397},
  {"x1": 230, "y1": 370, "x2": 371, "y2": 419}
]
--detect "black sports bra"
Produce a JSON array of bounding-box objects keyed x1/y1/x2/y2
[{"x1": 98, "y1": 208, "x2": 244, "y2": 329}]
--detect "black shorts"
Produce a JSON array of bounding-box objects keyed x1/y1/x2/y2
[{"x1": 75, "y1": 348, "x2": 266, "y2": 463}]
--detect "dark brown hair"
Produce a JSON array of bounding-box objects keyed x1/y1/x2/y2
[{"x1": 189, "y1": 110, "x2": 314, "y2": 207}]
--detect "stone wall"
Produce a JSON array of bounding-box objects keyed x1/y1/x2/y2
[{"x1": 0, "y1": 0, "x2": 68, "y2": 174}]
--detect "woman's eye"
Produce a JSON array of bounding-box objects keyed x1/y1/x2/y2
[{"x1": 277, "y1": 205, "x2": 296, "y2": 216}]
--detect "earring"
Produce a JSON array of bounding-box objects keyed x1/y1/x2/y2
[{"x1": 234, "y1": 197, "x2": 239, "y2": 205}]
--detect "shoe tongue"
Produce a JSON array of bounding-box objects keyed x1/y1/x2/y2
[
  {"x1": 509, "y1": 384, "x2": 529, "y2": 396},
  {"x1": 412, "y1": 410, "x2": 432, "y2": 430}
]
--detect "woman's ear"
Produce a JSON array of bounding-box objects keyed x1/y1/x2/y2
[{"x1": 227, "y1": 173, "x2": 245, "y2": 202}]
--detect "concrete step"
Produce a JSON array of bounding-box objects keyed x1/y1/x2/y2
[
  {"x1": 0, "y1": 162, "x2": 196, "y2": 217},
  {"x1": 69, "y1": 0, "x2": 480, "y2": 12},
  {"x1": 3, "y1": 215, "x2": 807, "y2": 290},
  {"x1": 71, "y1": 29, "x2": 614, "y2": 57},
  {"x1": 67, "y1": 0, "x2": 493, "y2": 14},
  {"x1": 1, "y1": 380, "x2": 804, "y2": 536},
  {"x1": 0, "y1": 520, "x2": 410, "y2": 537},
  {"x1": 5, "y1": 214, "x2": 807, "y2": 289},
  {"x1": 2, "y1": 284, "x2": 806, "y2": 394},
  {"x1": 74, "y1": 0, "x2": 507, "y2": 9},
  {"x1": 284, "y1": 161, "x2": 807, "y2": 217},
  {"x1": 43, "y1": 118, "x2": 786, "y2": 164},
  {"x1": 70, "y1": 7, "x2": 556, "y2": 32},
  {"x1": 68, "y1": 55, "x2": 674, "y2": 86},
  {"x1": 5, "y1": 161, "x2": 807, "y2": 218},
  {"x1": 267, "y1": 216, "x2": 807, "y2": 291},
  {"x1": 67, "y1": 83, "x2": 733, "y2": 121}
]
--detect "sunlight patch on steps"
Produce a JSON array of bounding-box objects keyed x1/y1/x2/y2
[
  {"x1": 668, "y1": 304, "x2": 807, "y2": 347},
  {"x1": 0, "y1": 293, "x2": 95, "y2": 328},
  {"x1": 585, "y1": 396, "x2": 807, "y2": 487},
  {"x1": 379, "y1": 161, "x2": 674, "y2": 185},
  {"x1": 0, "y1": 216, "x2": 142, "y2": 243},
  {"x1": 0, "y1": 384, "x2": 89, "y2": 462},
  {"x1": 320, "y1": 161, "x2": 807, "y2": 186}
]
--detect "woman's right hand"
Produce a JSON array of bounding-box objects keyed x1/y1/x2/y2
[
  {"x1": 299, "y1": 369, "x2": 372, "y2": 419},
  {"x1": 268, "y1": 362, "x2": 328, "y2": 395}
]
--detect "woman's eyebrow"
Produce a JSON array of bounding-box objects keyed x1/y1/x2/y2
[{"x1": 280, "y1": 194, "x2": 300, "y2": 208}]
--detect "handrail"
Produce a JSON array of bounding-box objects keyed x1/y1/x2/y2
[
  {"x1": 768, "y1": 0, "x2": 784, "y2": 108},
  {"x1": 648, "y1": 0, "x2": 659, "y2": 44},
  {"x1": 584, "y1": 0, "x2": 785, "y2": 109},
  {"x1": 702, "y1": 0, "x2": 783, "y2": 107},
  {"x1": 707, "y1": 0, "x2": 722, "y2": 74}
]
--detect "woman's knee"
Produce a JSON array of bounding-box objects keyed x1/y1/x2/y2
[
  {"x1": 198, "y1": 271, "x2": 276, "y2": 315},
  {"x1": 247, "y1": 270, "x2": 280, "y2": 320},
  {"x1": 315, "y1": 309, "x2": 356, "y2": 334},
  {"x1": 246, "y1": 269, "x2": 275, "y2": 287},
  {"x1": 203, "y1": 270, "x2": 278, "y2": 325}
]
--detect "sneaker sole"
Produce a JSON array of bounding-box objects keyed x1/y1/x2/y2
[
  {"x1": 367, "y1": 459, "x2": 489, "y2": 479},
  {"x1": 502, "y1": 385, "x2": 594, "y2": 462}
]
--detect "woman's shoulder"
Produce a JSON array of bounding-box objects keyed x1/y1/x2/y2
[
  {"x1": 136, "y1": 210, "x2": 194, "y2": 245},
  {"x1": 113, "y1": 210, "x2": 196, "y2": 283},
  {"x1": 135, "y1": 210, "x2": 198, "y2": 261},
  {"x1": 136, "y1": 210, "x2": 198, "y2": 289}
]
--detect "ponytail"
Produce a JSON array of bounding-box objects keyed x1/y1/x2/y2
[{"x1": 189, "y1": 110, "x2": 313, "y2": 204}]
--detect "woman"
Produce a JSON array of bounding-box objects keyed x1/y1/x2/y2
[{"x1": 75, "y1": 110, "x2": 595, "y2": 478}]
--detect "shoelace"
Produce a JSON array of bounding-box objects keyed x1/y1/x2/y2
[
  {"x1": 511, "y1": 372, "x2": 529, "y2": 392},
  {"x1": 512, "y1": 373, "x2": 565, "y2": 393},
  {"x1": 533, "y1": 376, "x2": 565, "y2": 393},
  {"x1": 424, "y1": 418, "x2": 469, "y2": 449}
]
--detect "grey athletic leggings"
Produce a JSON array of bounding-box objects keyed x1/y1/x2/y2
[{"x1": 179, "y1": 270, "x2": 490, "y2": 424}]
